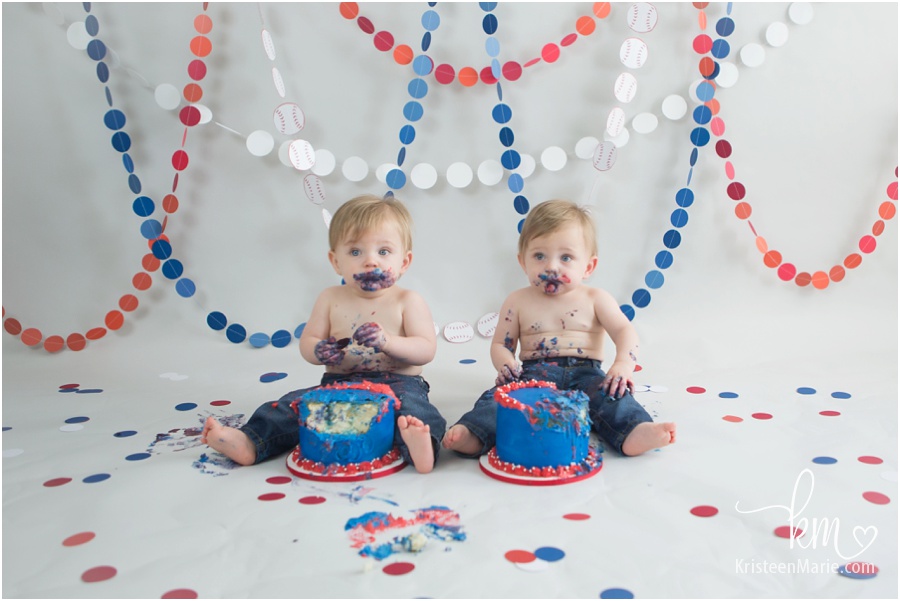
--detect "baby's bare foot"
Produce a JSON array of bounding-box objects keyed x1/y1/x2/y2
[
  {"x1": 398, "y1": 415, "x2": 434, "y2": 474},
  {"x1": 201, "y1": 416, "x2": 257, "y2": 466},
  {"x1": 441, "y1": 424, "x2": 483, "y2": 456},
  {"x1": 622, "y1": 422, "x2": 676, "y2": 456}
]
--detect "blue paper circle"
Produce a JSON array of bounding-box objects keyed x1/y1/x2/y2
[
  {"x1": 482, "y1": 13, "x2": 498, "y2": 34},
  {"x1": 620, "y1": 304, "x2": 635, "y2": 321},
  {"x1": 411, "y1": 55, "x2": 433, "y2": 76},
  {"x1": 670, "y1": 209, "x2": 689, "y2": 228},
  {"x1": 491, "y1": 103, "x2": 512, "y2": 124},
  {"x1": 513, "y1": 195, "x2": 530, "y2": 215},
  {"x1": 831, "y1": 391, "x2": 851, "y2": 399},
  {"x1": 517, "y1": 218, "x2": 525, "y2": 233},
  {"x1": 645, "y1": 271, "x2": 664, "y2": 289},
  {"x1": 797, "y1": 387, "x2": 817, "y2": 395},
  {"x1": 397, "y1": 146, "x2": 406, "y2": 167},
  {"x1": 600, "y1": 588, "x2": 634, "y2": 599},
  {"x1": 632, "y1": 289, "x2": 651, "y2": 308},
  {"x1": 422, "y1": 9, "x2": 440, "y2": 31},
  {"x1": 507, "y1": 173, "x2": 524, "y2": 194},
  {"x1": 114, "y1": 430, "x2": 137, "y2": 438},
  {"x1": 152, "y1": 239, "x2": 173, "y2": 259},
  {"x1": 485, "y1": 37, "x2": 500, "y2": 57},
  {"x1": 689, "y1": 148, "x2": 699, "y2": 167},
  {"x1": 479, "y1": 2, "x2": 498, "y2": 12},
  {"x1": 690, "y1": 127, "x2": 710, "y2": 147},
  {"x1": 260, "y1": 372, "x2": 288, "y2": 383},
  {"x1": 96, "y1": 61, "x2": 109, "y2": 83},
  {"x1": 386, "y1": 168, "x2": 407, "y2": 190},
  {"x1": 499, "y1": 127, "x2": 515, "y2": 147},
  {"x1": 207, "y1": 311, "x2": 227, "y2": 331},
  {"x1": 85, "y1": 14, "x2": 99, "y2": 36},
  {"x1": 83, "y1": 473, "x2": 110, "y2": 484},
  {"x1": 655, "y1": 250, "x2": 674, "y2": 270},
  {"x1": 103, "y1": 109, "x2": 126, "y2": 130},
  {"x1": 122, "y1": 153, "x2": 134, "y2": 173},
  {"x1": 226, "y1": 324, "x2": 247, "y2": 343},
  {"x1": 716, "y1": 17, "x2": 735, "y2": 37},
  {"x1": 663, "y1": 230, "x2": 682, "y2": 249},
  {"x1": 65, "y1": 416, "x2": 90, "y2": 424},
  {"x1": 110, "y1": 131, "x2": 131, "y2": 152},
  {"x1": 132, "y1": 196, "x2": 154, "y2": 217},
  {"x1": 534, "y1": 547, "x2": 565, "y2": 562},
  {"x1": 86, "y1": 39, "x2": 106, "y2": 60},
  {"x1": 711, "y1": 39, "x2": 730, "y2": 59},
  {"x1": 271, "y1": 330, "x2": 292, "y2": 348},
  {"x1": 175, "y1": 278, "x2": 196, "y2": 298},
  {"x1": 812, "y1": 456, "x2": 838, "y2": 465},
  {"x1": 140, "y1": 219, "x2": 163, "y2": 240},
  {"x1": 402, "y1": 101, "x2": 424, "y2": 122},
  {"x1": 407, "y1": 78, "x2": 428, "y2": 99},
  {"x1": 421, "y1": 31, "x2": 431, "y2": 52},
  {"x1": 718, "y1": 391, "x2": 739, "y2": 399},
  {"x1": 175, "y1": 402, "x2": 198, "y2": 411},
  {"x1": 696, "y1": 82, "x2": 716, "y2": 102},
  {"x1": 126, "y1": 453, "x2": 151, "y2": 461},
  {"x1": 249, "y1": 332, "x2": 270, "y2": 348},
  {"x1": 162, "y1": 259, "x2": 184, "y2": 280},
  {"x1": 127, "y1": 174, "x2": 141, "y2": 194},
  {"x1": 693, "y1": 105, "x2": 713, "y2": 125},
  {"x1": 675, "y1": 188, "x2": 694, "y2": 208},
  {"x1": 501, "y1": 149, "x2": 521, "y2": 170},
  {"x1": 399, "y1": 125, "x2": 416, "y2": 145},
  {"x1": 294, "y1": 323, "x2": 306, "y2": 338}
]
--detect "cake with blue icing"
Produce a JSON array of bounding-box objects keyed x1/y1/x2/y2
[
  {"x1": 290, "y1": 380, "x2": 400, "y2": 476},
  {"x1": 490, "y1": 380, "x2": 599, "y2": 478}
]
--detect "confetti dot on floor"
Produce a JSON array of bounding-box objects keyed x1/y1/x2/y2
[
  {"x1": 76, "y1": 389, "x2": 103, "y2": 394},
  {"x1": 534, "y1": 547, "x2": 565, "y2": 562},
  {"x1": 563, "y1": 513, "x2": 591, "y2": 521},
  {"x1": 126, "y1": 453, "x2": 152, "y2": 461},
  {"x1": 831, "y1": 391, "x2": 852, "y2": 399},
  {"x1": 774, "y1": 525, "x2": 804, "y2": 539},
  {"x1": 2, "y1": 426, "x2": 11, "y2": 431},
  {"x1": 266, "y1": 476, "x2": 292, "y2": 485},
  {"x1": 686, "y1": 386, "x2": 706, "y2": 394},
  {"x1": 62, "y1": 531, "x2": 96, "y2": 547},
  {"x1": 65, "y1": 416, "x2": 90, "y2": 424},
  {"x1": 175, "y1": 403, "x2": 197, "y2": 411},
  {"x1": 812, "y1": 456, "x2": 837, "y2": 465},
  {"x1": 459, "y1": 359, "x2": 477, "y2": 364},
  {"x1": 81, "y1": 565, "x2": 117, "y2": 583},
  {"x1": 600, "y1": 588, "x2": 635, "y2": 599},
  {"x1": 260, "y1": 372, "x2": 287, "y2": 383},
  {"x1": 751, "y1": 413, "x2": 773, "y2": 420},
  {"x1": 718, "y1": 391, "x2": 739, "y2": 398},
  {"x1": 59, "y1": 383, "x2": 80, "y2": 390},
  {"x1": 298, "y1": 496, "x2": 326, "y2": 505},
  {"x1": 838, "y1": 562, "x2": 878, "y2": 579},
  {"x1": 210, "y1": 400, "x2": 230, "y2": 406},
  {"x1": 3, "y1": 448, "x2": 25, "y2": 457},
  {"x1": 862, "y1": 491, "x2": 890, "y2": 505},
  {"x1": 722, "y1": 415, "x2": 743, "y2": 423},
  {"x1": 161, "y1": 589, "x2": 199, "y2": 599},
  {"x1": 44, "y1": 477, "x2": 72, "y2": 487},
  {"x1": 258, "y1": 492, "x2": 286, "y2": 501},
  {"x1": 690, "y1": 505, "x2": 718, "y2": 517},
  {"x1": 114, "y1": 430, "x2": 138, "y2": 438},
  {"x1": 819, "y1": 410, "x2": 841, "y2": 417},
  {"x1": 382, "y1": 562, "x2": 415, "y2": 576},
  {"x1": 858, "y1": 456, "x2": 883, "y2": 465},
  {"x1": 83, "y1": 473, "x2": 111, "y2": 484},
  {"x1": 504, "y1": 550, "x2": 536, "y2": 563},
  {"x1": 796, "y1": 387, "x2": 817, "y2": 395}
]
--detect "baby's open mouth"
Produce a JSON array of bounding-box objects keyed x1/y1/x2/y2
[
  {"x1": 353, "y1": 268, "x2": 395, "y2": 291},
  {"x1": 538, "y1": 272, "x2": 570, "y2": 294}
]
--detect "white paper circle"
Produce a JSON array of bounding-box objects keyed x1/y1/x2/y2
[
  {"x1": 540, "y1": 146, "x2": 567, "y2": 172},
  {"x1": 288, "y1": 139, "x2": 316, "y2": 170},
  {"x1": 446, "y1": 162, "x2": 473, "y2": 188},
  {"x1": 575, "y1": 137, "x2": 600, "y2": 160},
  {"x1": 311, "y1": 149, "x2": 336, "y2": 176},
  {"x1": 433, "y1": 322, "x2": 440, "y2": 336},
  {"x1": 765, "y1": 22, "x2": 789, "y2": 47},
  {"x1": 322, "y1": 208, "x2": 333, "y2": 229},
  {"x1": 788, "y1": 2, "x2": 814, "y2": 25},
  {"x1": 66, "y1": 22, "x2": 91, "y2": 49},
  {"x1": 303, "y1": 174, "x2": 326, "y2": 205},
  {"x1": 273, "y1": 102, "x2": 305, "y2": 135},
  {"x1": 715, "y1": 61, "x2": 739, "y2": 88},
  {"x1": 632, "y1": 112, "x2": 658, "y2": 134},
  {"x1": 154, "y1": 83, "x2": 181, "y2": 110},
  {"x1": 740, "y1": 43, "x2": 766, "y2": 68},
  {"x1": 626, "y1": 3, "x2": 658, "y2": 33},
  {"x1": 375, "y1": 163, "x2": 398, "y2": 183},
  {"x1": 194, "y1": 103, "x2": 213, "y2": 124},
  {"x1": 518, "y1": 153, "x2": 536, "y2": 178},
  {"x1": 261, "y1": 29, "x2": 276, "y2": 61},
  {"x1": 411, "y1": 163, "x2": 438, "y2": 189},
  {"x1": 605, "y1": 127, "x2": 630, "y2": 148},
  {"x1": 633, "y1": 384, "x2": 651, "y2": 393},
  {"x1": 661, "y1": 94, "x2": 687, "y2": 120},
  {"x1": 477, "y1": 160, "x2": 504, "y2": 186},
  {"x1": 592, "y1": 141, "x2": 618, "y2": 171},
  {"x1": 476, "y1": 312, "x2": 499, "y2": 337},
  {"x1": 614, "y1": 72, "x2": 638, "y2": 103},
  {"x1": 619, "y1": 37, "x2": 649, "y2": 69},
  {"x1": 606, "y1": 107, "x2": 626, "y2": 137},
  {"x1": 342, "y1": 156, "x2": 369, "y2": 182},
  {"x1": 443, "y1": 321, "x2": 475, "y2": 343},
  {"x1": 246, "y1": 130, "x2": 275, "y2": 156},
  {"x1": 272, "y1": 67, "x2": 286, "y2": 98},
  {"x1": 278, "y1": 141, "x2": 293, "y2": 167}
]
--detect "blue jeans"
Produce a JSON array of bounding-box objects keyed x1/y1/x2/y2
[
  {"x1": 453, "y1": 357, "x2": 653, "y2": 456},
  {"x1": 241, "y1": 372, "x2": 446, "y2": 466}
]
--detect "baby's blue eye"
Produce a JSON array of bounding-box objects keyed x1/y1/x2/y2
[
  {"x1": 562, "y1": 255, "x2": 573, "y2": 262},
  {"x1": 534, "y1": 253, "x2": 545, "y2": 260},
  {"x1": 350, "y1": 249, "x2": 361, "y2": 256},
  {"x1": 379, "y1": 249, "x2": 390, "y2": 256}
]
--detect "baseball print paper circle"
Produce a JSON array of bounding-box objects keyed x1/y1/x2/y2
[
  {"x1": 261, "y1": 29, "x2": 276, "y2": 60},
  {"x1": 288, "y1": 139, "x2": 316, "y2": 170},
  {"x1": 273, "y1": 103, "x2": 305, "y2": 135},
  {"x1": 303, "y1": 174, "x2": 327, "y2": 205},
  {"x1": 410, "y1": 163, "x2": 438, "y2": 189},
  {"x1": 765, "y1": 22, "x2": 789, "y2": 47},
  {"x1": 606, "y1": 107, "x2": 626, "y2": 137},
  {"x1": 477, "y1": 160, "x2": 503, "y2": 186},
  {"x1": 311, "y1": 149, "x2": 336, "y2": 176},
  {"x1": 246, "y1": 130, "x2": 274, "y2": 156},
  {"x1": 443, "y1": 321, "x2": 474, "y2": 343},
  {"x1": 154, "y1": 83, "x2": 181, "y2": 110},
  {"x1": 626, "y1": 3, "x2": 658, "y2": 33},
  {"x1": 593, "y1": 141, "x2": 618, "y2": 171},
  {"x1": 575, "y1": 137, "x2": 600, "y2": 160},
  {"x1": 342, "y1": 156, "x2": 369, "y2": 182},
  {"x1": 662, "y1": 95, "x2": 687, "y2": 120},
  {"x1": 788, "y1": 2, "x2": 814, "y2": 25},
  {"x1": 740, "y1": 43, "x2": 765, "y2": 67},
  {"x1": 614, "y1": 72, "x2": 638, "y2": 103},
  {"x1": 272, "y1": 67, "x2": 286, "y2": 98},
  {"x1": 715, "y1": 62, "x2": 739, "y2": 88},
  {"x1": 541, "y1": 146, "x2": 567, "y2": 171},
  {"x1": 476, "y1": 312, "x2": 499, "y2": 337},
  {"x1": 619, "y1": 38, "x2": 648, "y2": 69},
  {"x1": 632, "y1": 112, "x2": 658, "y2": 134}
]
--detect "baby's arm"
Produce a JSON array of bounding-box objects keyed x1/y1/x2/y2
[
  {"x1": 593, "y1": 288, "x2": 640, "y2": 398},
  {"x1": 490, "y1": 294, "x2": 523, "y2": 385},
  {"x1": 300, "y1": 289, "x2": 345, "y2": 366},
  {"x1": 359, "y1": 290, "x2": 436, "y2": 366}
]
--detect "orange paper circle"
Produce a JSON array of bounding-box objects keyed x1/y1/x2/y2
[
  {"x1": 828, "y1": 265, "x2": 845, "y2": 282},
  {"x1": 458, "y1": 67, "x2": 478, "y2": 87},
  {"x1": 193, "y1": 14, "x2": 212, "y2": 34},
  {"x1": 119, "y1": 294, "x2": 139, "y2": 312},
  {"x1": 576, "y1": 16, "x2": 596, "y2": 35},
  {"x1": 763, "y1": 250, "x2": 782, "y2": 268},
  {"x1": 872, "y1": 220, "x2": 885, "y2": 236},
  {"x1": 794, "y1": 272, "x2": 812, "y2": 287},
  {"x1": 755, "y1": 236, "x2": 768, "y2": 253},
  {"x1": 21, "y1": 328, "x2": 42, "y2": 346},
  {"x1": 593, "y1": 2, "x2": 611, "y2": 19},
  {"x1": 190, "y1": 36, "x2": 212, "y2": 58},
  {"x1": 85, "y1": 327, "x2": 107, "y2": 340},
  {"x1": 844, "y1": 253, "x2": 862, "y2": 269},
  {"x1": 132, "y1": 272, "x2": 152, "y2": 291},
  {"x1": 393, "y1": 44, "x2": 413, "y2": 65},
  {"x1": 734, "y1": 202, "x2": 752, "y2": 220},
  {"x1": 811, "y1": 271, "x2": 829, "y2": 290},
  {"x1": 339, "y1": 2, "x2": 359, "y2": 20},
  {"x1": 878, "y1": 201, "x2": 896, "y2": 220},
  {"x1": 44, "y1": 335, "x2": 65, "y2": 353},
  {"x1": 183, "y1": 83, "x2": 203, "y2": 103}
]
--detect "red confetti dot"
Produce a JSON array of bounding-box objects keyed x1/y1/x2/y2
[
  {"x1": 794, "y1": 272, "x2": 812, "y2": 287},
  {"x1": 722, "y1": 415, "x2": 743, "y2": 422},
  {"x1": 505, "y1": 549, "x2": 536, "y2": 563},
  {"x1": 774, "y1": 525, "x2": 804, "y2": 539},
  {"x1": 59, "y1": 383, "x2": 80, "y2": 389},
  {"x1": 187, "y1": 59, "x2": 207, "y2": 81},
  {"x1": 357, "y1": 16, "x2": 374, "y2": 35},
  {"x1": 752, "y1": 413, "x2": 773, "y2": 420},
  {"x1": 63, "y1": 531, "x2": 96, "y2": 547},
  {"x1": 133, "y1": 272, "x2": 153, "y2": 291},
  {"x1": 179, "y1": 106, "x2": 202, "y2": 127},
  {"x1": 105, "y1": 310, "x2": 124, "y2": 331},
  {"x1": 844, "y1": 253, "x2": 862, "y2": 269},
  {"x1": 266, "y1": 476, "x2": 291, "y2": 485},
  {"x1": 858, "y1": 456, "x2": 883, "y2": 465},
  {"x1": 142, "y1": 253, "x2": 161, "y2": 272},
  {"x1": 81, "y1": 565, "x2": 117, "y2": 583},
  {"x1": 763, "y1": 250, "x2": 783, "y2": 268},
  {"x1": 819, "y1": 410, "x2": 841, "y2": 417},
  {"x1": 690, "y1": 505, "x2": 718, "y2": 517},
  {"x1": 172, "y1": 150, "x2": 190, "y2": 171},
  {"x1": 563, "y1": 513, "x2": 591, "y2": 521},
  {"x1": 298, "y1": 496, "x2": 326, "y2": 505},
  {"x1": 862, "y1": 491, "x2": 891, "y2": 505},
  {"x1": 829, "y1": 265, "x2": 846, "y2": 282},
  {"x1": 887, "y1": 181, "x2": 898, "y2": 201},
  {"x1": 258, "y1": 492, "x2": 285, "y2": 501},
  {"x1": 726, "y1": 182, "x2": 746, "y2": 200},
  {"x1": 162, "y1": 589, "x2": 199, "y2": 599},
  {"x1": 479, "y1": 66, "x2": 497, "y2": 85},
  {"x1": 44, "y1": 477, "x2": 72, "y2": 487},
  {"x1": 119, "y1": 294, "x2": 139, "y2": 312},
  {"x1": 382, "y1": 562, "x2": 415, "y2": 576},
  {"x1": 686, "y1": 386, "x2": 706, "y2": 394},
  {"x1": 210, "y1": 400, "x2": 231, "y2": 407},
  {"x1": 716, "y1": 139, "x2": 732, "y2": 158},
  {"x1": 560, "y1": 33, "x2": 578, "y2": 47}
]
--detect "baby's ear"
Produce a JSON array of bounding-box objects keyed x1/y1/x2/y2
[
  {"x1": 584, "y1": 256, "x2": 599, "y2": 278},
  {"x1": 400, "y1": 250, "x2": 413, "y2": 273}
]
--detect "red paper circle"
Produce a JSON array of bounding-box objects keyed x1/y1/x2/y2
[
  {"x1": 690, "y1": 505, "x2": 718, "y2": 517},
  {"x1": 382, "y1": 562, "x2": 415, "y2": 575}
]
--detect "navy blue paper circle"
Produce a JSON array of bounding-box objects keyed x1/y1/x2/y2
[
  {"x1": 716, "y1": 17, "x2": 735, "y2": 37},
  {"x1": 86, "y1": 39, "x2": 106, "y2": 60},
  {"x1": 132, "y1": 196, "x2": 154, "y2": 217},
  {"x1": 162, "y1": 259, "x2": 184, "y2": 280},
  {"x1": 499, "y1": 127, "x2": 515, "y2": 147},
  {"x1": 152, "y1": 239, "x2": 173, "y2": 259},
  {"x1": 226, "y1": 323, "x2": 247, "y2": 343},
  {"x1": 655, "y1": 250, "x2": 674, "y2": 269},
  {"x1": 711, "y1": 39, "x2": 730, "y2": 59},
  {"x1": 482, "y1": 13, "x2": 498, "y2": 34},
  {"x1": 663, "y1": 229, "x2": 682, "y2": 249},
  {"x1": 207, "y1": 311, "x2": 227, "y2": 331},
  {"x1": 103, "y1": 109, "x2": 126, "y2": 130},
  {"x1": 514, "y1": 195, "x2": 530, "y2": 215},
  {"x1": 271, "y1": 330, "x2": 292, "y2": 348},
  {"x1": 501, "y1": 149, "x2": 521, "y2": 170},
  {"x1": 111, "y1": 131, "x2": 131, "y2": 152},
  {"x1": 491, "y1": 103, "x2": 512, "y2": 124}
]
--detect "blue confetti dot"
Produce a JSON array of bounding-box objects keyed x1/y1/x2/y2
[
  {"x1": 140, "y1": 219, "x2": 162, "y2": 240},
  {"x1": 411, "y1": 55, "x2": 433, "y2": 76},
  {"x1": 386, "y1": 168, "x2": 407, "y2": 190},
  {"x1": 3, "y1": 426, "x2": 12, "y2": 431},
  {"x1": 96, "y1": 61, "x2": 109, "y2": 83},
  {"x1": 513, "y1": 195, "x2": 529, "y2": 215},
  {"x1": 85, "y1": 14, "x2": 99, "y2": 36},
  {"x1": 482, "y1": 13, "x2": 498, "y2": 34},
  {"x1": 600, "y1": 588, "x2": 634, "y2": 599},
  {"x1": 421, "y1": 31, "x2": 431, "y2": 52},
  {"x1": 459, "y1": 359, "x2": 477, "y2": 364},
  {"x1": 491, "y1": 103, "x2": 512, "y2": 124},
  {"x1": 662, "y1": 230, "x2": 682, "y2": 249},
  {"x1": 103, "y1": 109, "x2": 126, "y2": 130},
  {"x1": 59, "y1": 388, "x2": 79, "y2": 394},
  {"x1": 689, "y1": 127, "x2": 710, "y2": 147},
  {"x1": 632, "y1": 289, "x2": 651, "y2": 309},
  {"x1": 75, "y1": 389, "x2": 103, "y2": 394},
  {"x1": 534, "y1": 546, "x2": 565, "y2": 562},
  {"x1": 812, "y1": 456, "x2": 838, "y2": 465},
  {"x1": 507, "y1": 173, "x2": 524, "y2": 194},
  {"x1": 260, "y1": 372, "x2": 288, "y2": 383},
  {"x1": 831, "y1": 391, "x2": 851, "y2": 399},
  {"x1": 620, "y1": 304, "x2": 635, "y2": 321},
  {"x1": 485, "y1": 36, "x2": 500, "y2": 57},
  {"x1": 407, "y1": 78, "x2": 428, "y2": 99},
  {"x1": 207, "y1": 311, "x2": 227, "y2": 331},
  {"x1": 421, "y1": 9, "x2": 440, "y2": 31},
  {"x1": 132, "y1": 196, "x2": 154, "y2": 217},
  {"x1": 83, "y1": 473, "x2": 111, "y2": 484},
  {"x1": 127, "y1": 173, "x2": 142, "y2": 194},
  {"x1": 122, "y1": 153, "x2": 134, "y2": 173},
  {"x1": 670, "y1": 209, "x2": 689, "y2": 228},
  {"x1": 86, "y1": 38, "x2": 106, "y2": 60},
  {"x1": 696, "y1": 82, "x2": 716, "y2": 102},
  {"x1": 693, "y1": 105, "x2": 713, "y2": 125},
  {"x1": 114, "y1": 430, "x2": 137, "y2": 438},
  {"x1": 175, "y1": 403, "x2": 198, "y2": 411},
  {"x1": 499, "y1": 127, "x2": 515, "y2": 147},
  {"x1": 65, "y1": 416, "x2": 90, "y2": 424},
  {"x1": 655, "y1": 250, "x2": 674, "y2": 269},
  {"x1": 711, "y1": 39, "x2": 730, "y2": 59},
  {"x1": 126, "y1": 453, "x2": 151, "y2": 461},
  {"x1": 797, "y1": 387, "x2": 817, "y2": 395},
  {"x1": 402, "y1": 101, "x2": 424, "y2": 122},
  {"x1": 501, "y1": 149, "x2": 521, "y2": 170},
  {"x1": 718, "y1": 392, "x2": 739, "y2": 399},
  {"x1": 716, "y1": 17, "x2": 735, "y2": 37},
  {"x1": 644, "y1": 271, "x2": 664, "y2": 289}
]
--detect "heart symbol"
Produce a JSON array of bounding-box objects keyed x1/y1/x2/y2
[{"x1": 852, "y1": 525, "x2": 878, "y2": 554}]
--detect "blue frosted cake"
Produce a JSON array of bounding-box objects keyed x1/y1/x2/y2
[
  {"x1": 491, "y1": 380, "x2": 597, "y2": 478},
  {"x1": 291, "y1": 381, "x2": 400, "y2": 475}
]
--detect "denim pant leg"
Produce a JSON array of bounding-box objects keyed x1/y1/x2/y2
[
  {"x1": 383, "y1": 374, "x2": 447, "y2": 466},
  {"x1": 241, "y1": 386, "x2": 315, "y2": 464},
  {"x1": 573, "y1": 367, "x2": 653, "y2": 455},
  {"x1": 453, "y1": 386, "x2": 499, "y2": 457}
]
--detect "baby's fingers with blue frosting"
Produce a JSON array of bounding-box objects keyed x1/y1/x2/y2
[{"x1": 352, "y1": 322, "x2": 388, "y2": 352}]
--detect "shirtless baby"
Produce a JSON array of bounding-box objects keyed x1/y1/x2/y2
[
  {"x1": 442, "y1": 199, "x2": 675, "y2": 458},
  {"x1": 202, "y1": 194, "x2": 446, "y2": 473}
]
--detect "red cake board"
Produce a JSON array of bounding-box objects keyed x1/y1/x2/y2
[
  {"x1": 479, "y1": 448, "x2": 603, "y2": 486},
  {"x1": 286, "y1": 446, "x2": 408, "y2": 482}
]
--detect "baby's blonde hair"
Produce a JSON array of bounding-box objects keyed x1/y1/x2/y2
[
  {"x1": 328, "y1": 194, "x2": 414, "y2": 252},
  {"x1": 518, "y1": 199, "x2": 598, "y2": 257}
]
